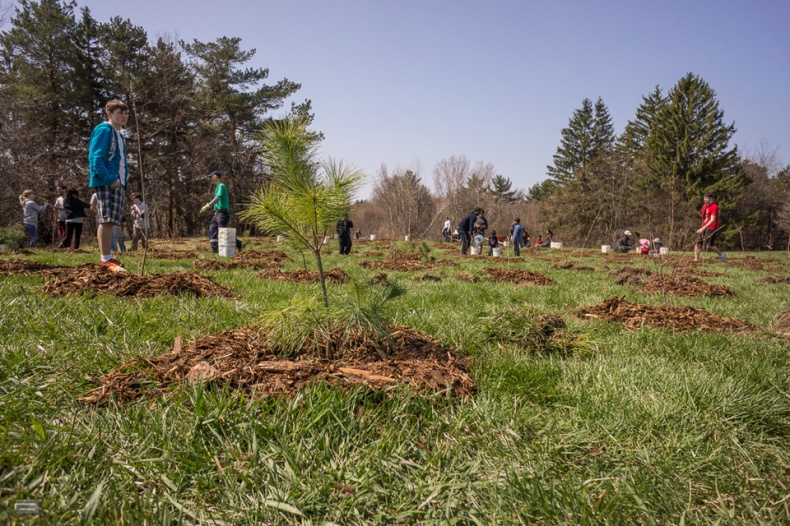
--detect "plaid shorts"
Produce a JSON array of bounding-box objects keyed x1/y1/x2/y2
[
  {"x1": 695, "y1": 228, "x2": 717, "y2": 248},
  {"x1": 95, "y1": 185, "x2": 125, "y2": 224}
]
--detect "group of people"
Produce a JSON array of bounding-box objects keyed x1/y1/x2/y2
[
  {"x1": 612, "y1": 192, "x2": 725, "y2": 261},
  {"x1": 450, "y1": 208, "x2": 554, "y2": 256},
  {"x1": 17, "y1": 100, "x2": 244, "y2": 271}
]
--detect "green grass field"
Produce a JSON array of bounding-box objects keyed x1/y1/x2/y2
[{"x1": 1, "y1": 240, "x2": 789, "y2": 524}]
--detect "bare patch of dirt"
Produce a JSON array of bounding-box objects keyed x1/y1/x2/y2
[
  {"x1": 576, "y1": 297, "x2": 755, "y2": 332},
  {"x1": 549, "y1": 261, "x2": 595, "y2": 271},
  {"x1": 759, "y1": 276, "x2": 790, "y2": 284},
  {"x1": 257, "y1": 268, "x2": 351, "y2": 284},
  {"x1": 642, "y1": 275, "x2": 735, "y2": 297},
  {"x1": 370, "y1": 273, "x2": 389, "y2": 286},
  {"x1": 455, "y1": 272, "x2": 480, "y2": 282},
  {"x1": 79, "y1": 325, "x2": 477, "y2": 404},
  {"x1": 39, "y1": 265, "x2": 235, "y2": 298},
  {"x1": 483, "y1": 267, "x2": 553, "y2": 286},
  {"x1": 608, "y1": 266, "x2": 653, "y2": 286},
  {"x1": 412, "y1": 272, "x2": 445, "y2": 282}
]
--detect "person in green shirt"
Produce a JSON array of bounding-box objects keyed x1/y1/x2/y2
[{"x1": 200, "y1": 171, "x2": 242, "y2": 253}]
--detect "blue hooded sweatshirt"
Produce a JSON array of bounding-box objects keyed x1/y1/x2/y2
[{"x1": 89, "y1": 121, "x2": 128, "y2": 188}]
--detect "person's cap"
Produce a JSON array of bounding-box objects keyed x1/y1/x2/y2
[
  {"x1": 208, "y1": 170, "x2": 221, "y2": 178},
  {"x1": 624, "y1": 230, "x2": 632, "y2": 236},
  {"x1": 653, "y1": 237, "x2": 660, "y2": 242}
]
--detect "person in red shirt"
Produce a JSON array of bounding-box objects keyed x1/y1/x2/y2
[{"x1": 694, "y1": 192, "x2": 725, "y2": 262}]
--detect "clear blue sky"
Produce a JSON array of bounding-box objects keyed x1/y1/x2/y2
[{"x1": 75, "y1": 0, "x2": 790, "y2": 197}]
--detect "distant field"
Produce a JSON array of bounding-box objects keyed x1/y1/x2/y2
[{"x1": 1, "y1": 238, "x2": 789, "y2": 524}]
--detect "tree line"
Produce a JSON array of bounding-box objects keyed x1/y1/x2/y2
[
  {"x1": 3, "y1": 2, "x2": 788, "y2": 250},
  {"x1": 1, "y1": 0, "x2": 312, "y2": 241}
]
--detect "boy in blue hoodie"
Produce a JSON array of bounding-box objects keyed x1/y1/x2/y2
[{"x1": 88, "y1": 99, "x2": 129, "y2": 272}]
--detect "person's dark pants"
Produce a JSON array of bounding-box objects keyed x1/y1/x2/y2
[
  {"x1": 513, "y1": 240, "x2": 521, "y2": 256},
  {"x1": 459, "y1": 230, "x2": 470, "y2": 254},
  {"x1": 60, "y1": 222, "x2": 83, "y2": 249},
  {"x1": 209, "y1": 210, "x2": 242, "y2": 253},
  {"x1": 339, "y1": 235, "x2": 352, "y2": 255},
  {"x1": 442, "y1": 230, "x2": 450, "y2": 242}
]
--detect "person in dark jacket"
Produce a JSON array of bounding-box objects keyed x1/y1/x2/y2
[
  {"x1": 613, "y1": 230, "x2": 632, "y2": 253},
  {"x1": 59, "y1": 189, "x2": 93, "y2": 249},
  {"x1": 336, "y1": 216, "x2": 354, "y2": 255},
  {"x1": 458, "y1": 207, "x2": 482, "y2": 255}
]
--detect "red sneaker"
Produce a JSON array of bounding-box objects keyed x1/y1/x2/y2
[{"x1": 100, "y1": 258, "x2": 127, "y2": 272}]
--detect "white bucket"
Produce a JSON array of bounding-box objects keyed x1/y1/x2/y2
[
  {"x1": 470, "y1": 246, "x2": 481, "y2": 255},
  {"x1": 601, "y1": 245, "x2": 610, "y2": 254},
  {"x1": 333, "y1": 234, "x2": 339, "y2": 240},
  {"x1": 550, "y1": 242, "x2": 563, "y2": 249},
  {"x1": 405, "y1": 235, "x2": 411, "y2": 242},
  {"x1": 0, "y1": 244, "x2": 7, "y2": 252},
  {"x1": 218, "y1": 227, "x2": 235, "y2": 244},
  {"x1": 659, "y1": 247, "x2": 669, "y2": 255},
  {"x1": 218, "y1": 245, "x2": 235, "y2": 257},
  {"x1": 276, "y1": 235, "x2": 284, "y2": 242},
  {"x1": 492, "y1": 247, "x2": 502, "y2": 257},
  {"x1": 502, "y1": 241, "x2": 509, "y2": 247},
  {"x1": 369, "y1": 234, "x2": 376, "y2": 241},
  {"x1": 323, "y1": 236, "x2": 329, "y2": 244}
]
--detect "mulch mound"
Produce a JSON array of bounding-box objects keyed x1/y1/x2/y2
[
  {"x1": 0, "y1": 258, "x2": 71, "y2": 276},
  {"x1": 79, "y1": 325, "x2": 477, "y2": 404},
  {"x1": 257, "y1": 268, "x2": 351, "y2": 284},
  {"x1": 126, "y1": 249, "x2": 199, "y2": 260},
  {"x1": 483, "y1": 267, "x2": 553, "y2": 286},
  {"x1": 641, "y1": 275, "x2": 735, "y2": 297},
  {"x1": 194, "y1": 250, "x2": 291, "y2": 271},
  {"x1": 576, "y1": 297, "x2": 755, "y2": 332},
  {"x1": 759, "y1": 276, "x2": 790, "y2": 284},
  {"x1": 412, "y1": 271, "x2": 445, "y2": 282},
  {"x1": 39, "y1": 265, "x2": 235, "y2": 298},
  {"x1": 455, "y1": 272, "x2": 480, "y2": 283},
  {"x1": 358, "y1": 250, "x2": 456, "y2": 272}
]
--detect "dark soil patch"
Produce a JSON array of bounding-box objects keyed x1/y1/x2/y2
[
  {"x1": 772, "y1": 311, "x2": 790, "y2": 336},
  {"x1": 483, "y1": 267, "x2": 553, "y2": 286},
  {"x1": 194, "y1": 249, "x2": 290, "y2": 271},
  {"x1": 40, "y1": 265, "x2": 235, "y2": 298},
  {"x1": 370, "y1": 273, "x2": 389, "y2": 286},
  {"x1": 455, "y1": 272, "x2": 480, "y2": 282},
  {"x1": 549, "y1": 261, "x2": 595, "y2": 271},
  {"x1": 576, "y1": 297, "x2": 755, "y2": 332},
  {"x1": 759, "y1": 276, "x2": 790, "y2": 284},
  {"x1": 608, "y1": 266, "x2": 653, "y2": 286},
  {"x1": 642, "y1": 275, "x2": 735, "y2": 297},
  {"x1": 412, "y1": 271, "x2": 445, "y2": 282},
  {"x1": 79, "y1": 325, "x2": 477, "y2": 404},
  {"x1": 257, "y1": 268, "x2": 351, "y2": 284}
]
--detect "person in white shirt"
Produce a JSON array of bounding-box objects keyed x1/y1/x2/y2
[
  {"x1": 53, "y1": 184, "x2": 67, "y2": 240},
  {"x1": 130, "y1": 193, "x2": 150, "y2": 251},
  {"x1": 442, "y1": 217, "x2": 452, "y2": 242}
]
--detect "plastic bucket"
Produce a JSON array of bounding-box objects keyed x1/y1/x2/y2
[
  {"x1": 659, "y1": 247, "x2": 669, "y2": 255},
  {"x1": 470, "y1": 246, "x2": 481, "y2": 255},
  {"x1": 550, "y1": 242, "x2": 563, "y2": 249},
  {"x1": 218, "y1": 245, "x2": 235, "y2": 257},
  {"x1": 369, "y1": 234, "x2": 376, "y2": 241},
  {"x1": 323, "y1": 236, "x2": 329, "y2": 244},
  {"x1": 405, "y1": 235, "x2": 411, "y2": 242},
  {"x1": 601, "y1": 245, "x2": 610, "y2": 254},
  {"x1": 276, "y1": 235, "x2": 284, "y2": 242},
  {"x1": 333, "y1": 234, "x2": 339, "y2": 240},
  {"x1": 492, "y1": 247, "x2": 502, "y2": 257}
]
